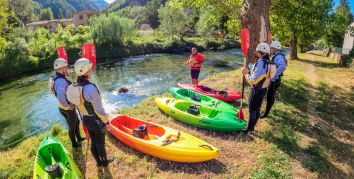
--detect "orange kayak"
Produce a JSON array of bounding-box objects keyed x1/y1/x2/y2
[{"x1": 109, "y1": 115, "x2": 219, "y2": 162}]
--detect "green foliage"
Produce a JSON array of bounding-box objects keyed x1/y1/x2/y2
[
  {"x1": 158, "y1": 5, "x2": 187, "y2": 39},
  {"x1": 271, "y1": 0, "x2": 332, "y2": 55},
  {"x1": 341, "y1": 55, "x2": 353, "y2": 67},
  {"x1": 113, "y1": 6, "x2": 146, "y2": 27},
  {"x1": 90, "y1": 14, "x2": 137, "y2": 47},
  {"x1": 58, "y1": 9, "x2": 64, "y2": 19},
  {"x1": 39, "y1": 8, "x2": 54, "y2": 20},
  {"x1": 50, "y1": 124, "x2": 63, "y2": 136},
  {"x1": 0, "y1": 0, "x2": 13, "y2": 34},
  {"x1": 10, "y1": 0, "x2": 38, "y2": 24},
  {"x1": 145, "y1": 0, "x2": 163, "y2": 28},
  {"x1": 326, "y1": 0, "x2": 353, "y2": 48},
  {"x1": 196, "y1": 11, "x2": 218, "y2": 38},
  {"x1": 170, "y1": 0, "x2": 243, "y2": 38}
]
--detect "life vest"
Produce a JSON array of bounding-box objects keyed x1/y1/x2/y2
[
  {"x1": 271, "y1": 52, "x2": 287, "y2": 77},
  {"x1": 48, "y1": 73, "x2": 71, "y2": 96},
  {"x1": 66, "y1": 81, "x2": 100, "y2": 116},
  {"x1": 190, "y1": 53, "x2": 204, "y2": 70},
  {"x1": 250, "y1": 59, "x2": 274, "y2": 89}
]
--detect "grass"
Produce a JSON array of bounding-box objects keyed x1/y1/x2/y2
[{"x1": 0, "y1": 53, "x2": 353, "y2": 178}]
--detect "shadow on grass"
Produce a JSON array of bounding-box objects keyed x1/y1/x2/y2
[
  {"x1": 72, "y1": 147, "x2": 87, "y2": 178},
  {"x1": 106, "y1": 134, "x2": 227, "y2": 175},
  {"x1": 298, "y1": 58, "x2": 340, "y2": 69},
  {"x1": 262, "y1": 78, "x2": 354, "y2": 177}
]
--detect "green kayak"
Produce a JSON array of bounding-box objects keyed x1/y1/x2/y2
[
  {"x1": 33, "y1": 136, "x2": 82, "y2": 179},
  {"x1": 169, "y1": 87, "x2": 238, "y2": 114},
  {"x1": 155, "y1": 97, "x2": 246, "y2": 132}
]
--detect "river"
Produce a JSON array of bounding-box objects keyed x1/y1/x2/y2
[{"x1": 0, "y1": 49, "x2": 243, "y2": 149}]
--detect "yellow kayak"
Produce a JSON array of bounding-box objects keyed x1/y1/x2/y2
[{"x1": 109, "y1": 115, "x2": 219, "y2": 162}]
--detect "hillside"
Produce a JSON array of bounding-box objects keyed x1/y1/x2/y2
[
  {"x1": 34, "y1": 0, "x2": 100, "y2": 18},
  {"x1": 106, "y1": 0, "x2": 148, "y2": 12},
  {"x1": 90, "y1": 0, "x2": 109, "y2": 10}
]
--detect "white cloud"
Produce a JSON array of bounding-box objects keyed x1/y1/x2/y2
[{"x1": 105, "y1": 0, "x2": 115, "y2": 4}]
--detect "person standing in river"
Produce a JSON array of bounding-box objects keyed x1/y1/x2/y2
[
  {"x1": 184, "y1": 47, "x2": 204, "y2": 85},
  {"x1": 48, "y1": 58, "x2": 85, "y2": 148}
]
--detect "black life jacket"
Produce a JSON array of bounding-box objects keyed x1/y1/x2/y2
[
  {"x1": 52, "y1": 73, "x2": 72, "y2": 97},
  {"x1": 80, "y1": 81, "x2": 100, "y2": 116}
]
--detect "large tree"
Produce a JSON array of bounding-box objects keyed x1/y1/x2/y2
[
  {"x1": 0, "y1": 0, "x2": 13, "y2": 34},
  {"x1": 326, "y1": 0, "x2": 353, "y2": 48},
  {"x1": 170, "y1": 0, "x2": 270, "y2": 64},
  {"x1": 241, "y1": 0, "x2": 271, "y2": 64},
  {"x1": 158, "y1": 5, "x2": 187, "y2": 39},
  {"x1": 271, "y1": 0, "x2": 332, "y2": 59}
]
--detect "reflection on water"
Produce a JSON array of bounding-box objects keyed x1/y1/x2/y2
[{"x1": 0, "y1": 49, "x2": 243, "y2": 148}]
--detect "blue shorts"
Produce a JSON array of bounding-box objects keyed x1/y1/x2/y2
[{"x1": 191, "y1": 69, "x2": 200, "y2": 79}]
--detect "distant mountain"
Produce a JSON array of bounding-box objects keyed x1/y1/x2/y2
[
  {"x1": 106, "y1": 0, "x2": 148, "y2": 12},
  {"x1": 34, "y1": 0, "x2": 100, "y2": 18},
  {"x1": 90, "y1": 0, "x2": 109, "y2": 10}
]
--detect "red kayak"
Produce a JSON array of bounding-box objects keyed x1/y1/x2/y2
[{"x1": 177, "y1": 83, "x2": 241, "y2": 102}]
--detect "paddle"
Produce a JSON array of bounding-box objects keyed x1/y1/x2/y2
[
  {"x1": 237, "y1": 28, "x2": 250, "y2": 120},
  {"x1": 268, "y1": 31, "x2": 272, "y2": 45},
  {"x1": 57, "y1": 46, "x2": 68, "y2": 62},
  {"x1": 81, "y1": 43, "x2": 96, "y2": 69}
]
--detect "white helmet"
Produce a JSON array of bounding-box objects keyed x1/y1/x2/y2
[
  {"x1": 270, "y1": 40, "x2": 281, "y2": 50},
  {"x1": 74, "y1": 58, "x2": 92, "y2": 76},
  {"x1": 53, "y1": 58, "x2": 68, "y2": 70},
  {"x1": 256, "y1": 43, "x2": 270, "y2": 54}
]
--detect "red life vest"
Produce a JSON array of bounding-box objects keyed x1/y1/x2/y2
[{"x1": 190, "y1": 53, "x2": 204, "y2": 70}]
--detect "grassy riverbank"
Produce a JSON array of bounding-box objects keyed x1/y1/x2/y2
[{"x1": 0, "y1": 53, "x2": 353, "y2": 178}]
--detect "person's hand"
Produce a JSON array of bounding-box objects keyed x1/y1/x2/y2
[
  {"x1": 106, "y1": 124, "x2": 111, "y2": 132},
  {"x1": 241, "y1": 67, "x2": 249, "y2": 75}
]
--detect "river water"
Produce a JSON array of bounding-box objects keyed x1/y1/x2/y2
[{"x1": 0, "y1": 49, "x2": 243, "y2": 148}]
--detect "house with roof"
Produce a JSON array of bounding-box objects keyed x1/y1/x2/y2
[{"x1": 26, "y1": 10, "x2": 99, "y2": 33}]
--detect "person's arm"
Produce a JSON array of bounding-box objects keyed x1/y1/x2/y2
[
  {"x1": 245, "y1": 61, "x2": 267, "y2": 85},
  {"x1": 54, "y1": 79, "x2": 71, "y2": 110},
  {"x1": 275, "y1": 55, "x2": 286, "y2": 77},
  {"x1": 85, "y1": 85, "x2": 109, "y2": 123}
]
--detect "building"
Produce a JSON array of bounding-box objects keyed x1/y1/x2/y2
[
  {"x1": 72, "y1": 10, "x2": 99, "y2": 26},
  {"x1": 26, "y1": 10, "x2": 99, "y2": 33},
  {"x1": 342, "y1": 22, "x2": 354, "y2": 54}
]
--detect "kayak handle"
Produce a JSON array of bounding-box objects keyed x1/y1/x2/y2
[
  {"x1": 66, "y1": 162, "x2": 71, "y2": 171},
  {"x1": 199, "y1": 144, "x2": 214, "y2": 151},
  {"x1": 161, "y1": 132, "x2": 181, "y2": 146}
]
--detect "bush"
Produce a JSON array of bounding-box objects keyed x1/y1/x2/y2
[
  {"x1": 341, "y1": 55, "x2": 353, "y2": 67},
  {"x1": 90, "y1": 14, "x2": 137, "y2": 48}
]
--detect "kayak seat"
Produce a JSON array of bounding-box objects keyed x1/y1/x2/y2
[
  {"x1": 132, "y1": 125, "x2": 148, "y2": 139},
  {"x1": 191, "y1": 94, "x2": 201, "y2": 102},
  {"x1": 187, "y1": 105, "x2": 200, "y2": 115},
  {"x1": 217, "y1": 91, "x2": 228, "y2": 98},
  {"x1": 45, "y1": 163, "x2": 63, "y2": 178}
]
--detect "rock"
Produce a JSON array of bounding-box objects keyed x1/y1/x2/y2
[{"x1": 118, "y1": 87, "x2": 129, "y2": 93}]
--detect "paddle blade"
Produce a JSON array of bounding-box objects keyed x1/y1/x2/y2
[
  {"x1": 82, "y1": 43, "x2": 96, "y2": 69},
  {"x1": 241, "y1": 28, "x2": 250, "y2": 57},
  {"x1": 57, "y1": 46, "x2": 68, "y2": 62},
  {"x1": 237, "y1": 108, "x2": 245, "y2": 120},
  {"x1": 82, "y1": 123, "x2": 90, "y2": 140},
  {"x1": 268, "y1": 31, "x2": 272, "y2": 45}
]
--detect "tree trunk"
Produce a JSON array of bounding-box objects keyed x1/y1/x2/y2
[
  {"x1": 290, "y1": 34, "x2": 298, "y2": 59},
  {"x1": 241, "y1": 0, "x2": 271, "y2": 65}
]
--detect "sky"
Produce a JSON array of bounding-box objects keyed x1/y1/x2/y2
[
  {"x1": 334, "y1": 0, "x2": 354, "y2": 13},
  {"x1": 105, "y1": 0, "x2": 115, "y2": 3}
]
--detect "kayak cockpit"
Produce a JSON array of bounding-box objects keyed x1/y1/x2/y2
[{"x1": 111, "y1": 116, "x2": 166, "y2": 140}]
